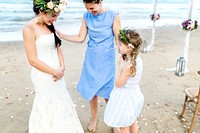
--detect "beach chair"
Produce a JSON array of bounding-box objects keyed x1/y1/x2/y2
[{"x1": 178, "y1": 71, "x2": 200, "y2": 133}]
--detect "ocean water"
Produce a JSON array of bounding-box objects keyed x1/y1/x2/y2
[{"x1": 0, "y1": 0, "x2": 200, "y2": 41}]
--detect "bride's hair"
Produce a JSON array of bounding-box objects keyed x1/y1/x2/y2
[{"x1": 33, "y1": 0, "x2": 61, "y2": 47}]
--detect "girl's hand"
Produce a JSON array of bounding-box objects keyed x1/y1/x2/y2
[{"x1": 119, "y1": 56, "x2": 125, "y2": 68}]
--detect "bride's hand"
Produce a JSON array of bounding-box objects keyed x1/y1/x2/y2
[
  {"x1": 52, "y1": 75, "x2": 59, "y2": 82},
  {"x1": 53, "y1": 69, "x2": 64, "y2": 81},
  {"x1": 58, "y1": 66, "x2": 65, "y2": 72}
]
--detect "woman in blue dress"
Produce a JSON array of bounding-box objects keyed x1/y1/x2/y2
[{"x1": 57, "y1": 0, "x2": 121, "y2": 132}]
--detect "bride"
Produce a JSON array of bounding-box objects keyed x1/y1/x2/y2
[{"x1": 22, "y1": 0, "x2": 84, "y2": 132}]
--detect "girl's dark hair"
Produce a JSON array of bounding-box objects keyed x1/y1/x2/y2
[
  {"x1": 83, "y1": 0, "x2": 102, "y2": 4},
  {"x1": 33, "y1": 0, "x2": 61, "y2": 47}
]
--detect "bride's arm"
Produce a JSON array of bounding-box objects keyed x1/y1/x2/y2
[
  {"x1": 57, "y1": 46, "x2": 65, "y2": 72},
  {"x1": 23, "y1": 25, "x2": 63, "y2": 79}
]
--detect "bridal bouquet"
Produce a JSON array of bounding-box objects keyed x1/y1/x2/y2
[
  {"x1": 182, "y1": 19, "x2": 198, "y2": 31},
  {"x1": 150, "y1": 13, "x2": 160, "y2": 21}
]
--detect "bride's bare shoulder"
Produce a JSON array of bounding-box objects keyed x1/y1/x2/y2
[{"x1": 23, "y1": 19, "x2": 36, "y2": 34}]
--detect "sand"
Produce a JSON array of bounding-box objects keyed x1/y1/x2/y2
[{"x1": 0, "y1": 25, "x2": 200, "y2": 133}]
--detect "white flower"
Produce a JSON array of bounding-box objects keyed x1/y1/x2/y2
[
  {"x1": 128, "y1": 43, "x2": 134, "y2": 49},
  {"x1": 47, "y1": 1, "x2": 54, "y2": 9},
  {"x1": 191, "y1": 21, "x2": 195, "y2": 29},
  {"x1": 58, "y1": 4, "x2": 66, "y2": 12},
  {"x1": 54, "y1": 6, "x2": 60, "y2": 12},
  {"x1": 187, "y1": 21, "x2": 195, "y2": 30}
]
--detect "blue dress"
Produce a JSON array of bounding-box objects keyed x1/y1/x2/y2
[{"x1": 77, "y1": 10, "x2": 117, "y2": 101}]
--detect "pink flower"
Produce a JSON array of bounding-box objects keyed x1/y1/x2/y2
[{"x1": 152, "y1": 14, "x2": 160, "y2": 21}]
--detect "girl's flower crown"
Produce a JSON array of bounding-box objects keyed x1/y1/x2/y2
[
  {"x1": 182, "y1": 19, "x2": 198, "y2": 31},
  {"x1": 119, "y1": 29, "x2": 136, "y2": 49},
  {"x1": 34, "y1": 0, "x2": 67, "y2": 14},
  {"x1": 118, "y1": 29, "x2": 129, "y2": 43}
]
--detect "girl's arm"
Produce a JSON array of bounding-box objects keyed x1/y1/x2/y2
[
  {"x1": 115, "y1": 59, "x2": 132, "y2": 88},
  {"x1": 23, "y1": 26, "x2": 64, "y2": 79},
  {"x1": 113, "y1": 14, "x2": 121, "y2": 46},
  {"x1": 57, "y1": 17, "x2": 88, "y2": 43}
]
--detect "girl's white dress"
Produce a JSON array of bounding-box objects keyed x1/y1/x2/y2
[
  {"x1": 29, "y1": 33, "x2": 84, "y2": 133},
  {"x1": 104, "y1": 56, "x2": 144, "y2": 127}
]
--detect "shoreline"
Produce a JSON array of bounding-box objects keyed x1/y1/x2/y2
[
  {"x1": 0, "y1": 24, "x2": 182, "y2": 42},
  {"x1": 0, "y1": 25, "x2": 200, "y2": 133}
]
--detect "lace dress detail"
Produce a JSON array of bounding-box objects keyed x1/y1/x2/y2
[{"x1": 29, "y1": 33, "x2": 84, "y2": 133}]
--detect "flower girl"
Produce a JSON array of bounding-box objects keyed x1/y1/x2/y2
[{"x1": 104, "y1": 28, "x2": 144, "y2": 133}]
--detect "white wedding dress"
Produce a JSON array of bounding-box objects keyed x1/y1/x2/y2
[{"x1": 29, "y1": 33, "x2": 84, "y2": 133}]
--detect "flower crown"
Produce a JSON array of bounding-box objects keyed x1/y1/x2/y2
[
  {"x1": 34, "y1": 0, "x2": 67, "y2": 14},
  {"x1": 119, "y1": 29, "x2": 129, "y2": 43}
]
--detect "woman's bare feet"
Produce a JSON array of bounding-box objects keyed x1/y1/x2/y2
[
  {"x1": 88, "y1": 119, "x2": 97, "y2": 132},
  {"x1": 113, "y1": 127, "x2": 121, "y2": 133}
]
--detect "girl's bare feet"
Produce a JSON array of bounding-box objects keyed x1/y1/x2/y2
[{"x1": 88, "y1": 119, "x2": 97, "y2": 132}]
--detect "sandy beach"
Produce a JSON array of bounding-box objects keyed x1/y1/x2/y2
[{"x1": 0, "y1": 25, "x2": 200, "y2": 133}]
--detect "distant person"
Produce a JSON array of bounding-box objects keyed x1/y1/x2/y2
[
  {"x1": 23, "y1": 0, "x2": 84, "y2": 132},
  {"x1": 57, "y1": 0, "x2": 121, "y2": 132},
  {"x1": 104, "y1": 28, "x2": 144, "y2": 133}
]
